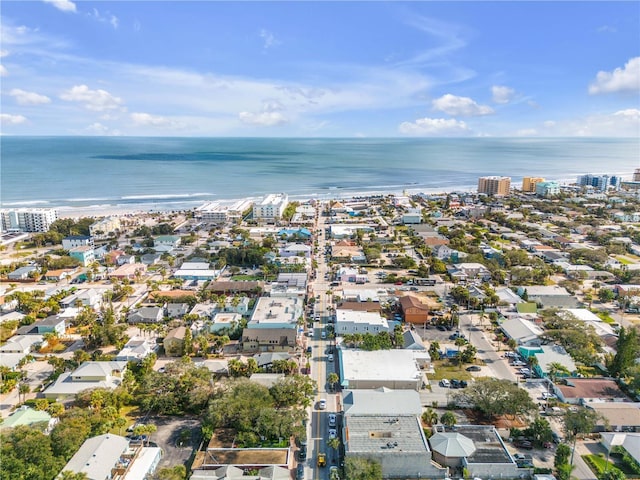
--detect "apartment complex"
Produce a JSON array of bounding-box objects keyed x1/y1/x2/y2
[
  {"x1": 577, "y1": 174, "x2": 622, "y2": 191},
  {"x1": 535, "y1": 181, "x2": 560, "y2": 198},
  {"x1": 253, "y1": 193, "x2": 289, "y2": 220},
  {"x1": 521, "y1": 177, "x2": 545, "y2": 193},
  {"x1": 477, "y1": 176, "x2": 511, "y2": 196},
  {"x1": 89, "y1": 217, "x2": 121, "y2": 237},
  {"x1": 1, "y1": 208, "x2": 58, "y2": 232},
  {"x1": 195, "y1": 199, "x2": 253, "y2": 224}
]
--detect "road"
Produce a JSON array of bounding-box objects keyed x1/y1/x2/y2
[{"x1": 303, "y1": 207, "x2": 337, "y2": 480}]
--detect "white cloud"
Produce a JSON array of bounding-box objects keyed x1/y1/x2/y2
[
  {"x1": 88, "y1": 8, "x2": 119, "y2": 29},
  {"x1": 491, "y1": 85, "x2": 515, "y2": 104},
  {"x1": 1, "y1": 113, "x2": 28, "y2": 125},
  {"x1": 60, "y1": 85, "x2": 124, "y2": 111},
  {"x1": 526, "y1": 108, "x2": 640, "y2": 137},
  {"x1": 596, "y1": 25, "x2": 617, "y2": 34},
  {"x1": 0, "y1": 65, "x2": 7, "y2": 77},
  {"x1": 589, "y1": 57, "x2": 640, "y2": 94},
  {"x1": 432, "y1": 94, "x2": 493, "y2": 116},
  {"x1": 42, "y1": 0, "x2": 76, "y2": 13},
  {"x1": 259, "y1": 29, "x2": 280, "y2": 50},
  {"x1": 238, "y1": 111, "x2": 288, "y2": 127},
  {"x1": 130, "y1": 112, "x2": 184, "y2": 129},
  {"x1": 398, "y1": 117, "x2": 469, "y2": 136},
  {"x1": 10, "y1": 88, "x2": 51, "y2": 105}
]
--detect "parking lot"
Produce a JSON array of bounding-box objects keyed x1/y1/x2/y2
[{"x1": 146, "y1": 415, "x2": 202, "y2": 469}]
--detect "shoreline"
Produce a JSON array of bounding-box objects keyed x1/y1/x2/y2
[{"x1": 23, "y1": 174, "x2": 595, "y2": 220}]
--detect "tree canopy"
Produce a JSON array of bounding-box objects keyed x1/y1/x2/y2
[{"x1": 453, "y1": 378, "x2": 536, "y2": 418}]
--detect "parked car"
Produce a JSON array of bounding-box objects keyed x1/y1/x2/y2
[
  {"x1": 328, "y1": 413, "x2": 337, "y2": 427},
  {"x1": 318, "y1": 399, "x2": 327, "y2": 410},
  {"x1": 450, "y1": 379, "x2": 461, "y2": 389},
  {"x1": 514, "y1": 439, "x2": 533, "y2": 449},
  {"x1": 440, "y1": 379, "x2": 450, "y2": 388},
  {"x1": 328, "y1": 429, "x2": 337, "y2": 440},
  {"x1": 327, "y1": 354, "x2": 334, "y2": 362},
  {"x1": 306, "y1": 346, "x2": 313, "y2": 354},
  {"x1": 466, "y1": 365, "x2": 481, "y2": 372},
  {"x1": 298, "y1": 441, "x2": 307, "y2": 461},
  {"x1": 541, "y1": 392, "x2": 557, "y2": 400}
]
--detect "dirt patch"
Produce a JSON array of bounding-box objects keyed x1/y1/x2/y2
[
  {"x1": 463, "y1": 409, "x2": 528, "y2": 429},
  {"x1": 193, "y1": 448, "x2": 289, "y2": 468}
]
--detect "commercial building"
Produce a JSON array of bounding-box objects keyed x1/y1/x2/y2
[
  {"x1": 522, "y1": 177, "x2": 545, "y2": 193},
  {"x1": 335, "y1": 309, "x2": 389, "y2": 335},
  {"x1": 253, "y1": 193, "x2": 289, "y2": 220},
  {"x1": 477, "y1": 176, "x2": 511, "y2": 196},
  {"x1": 248, "y1": 297, "x2": 303, "y2": 329},
  {"x1": 339, "y1": 349, "x2": 426, "y2": 390},
  {"x1": 343, "y1": 414, "x2": 448, "y2": 478},
  {"x1": 1, "y1": 208, "x2": 58, "y2": 232}
]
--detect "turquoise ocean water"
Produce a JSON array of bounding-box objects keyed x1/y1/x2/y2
[{"x1": 1, "y1": 137, "x2": 638, "y2": 213}]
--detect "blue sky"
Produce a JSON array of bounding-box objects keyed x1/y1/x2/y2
[{"x1": 1, "y1": 1, "x2": 639, "y2": 137}]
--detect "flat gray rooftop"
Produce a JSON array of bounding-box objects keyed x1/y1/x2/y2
[
  {"x1": 345, "y1": 415, "x2": 430, "y2": 455},
  {"x1": 448, "y1": 426, "x2": 513, "y2": 464}
]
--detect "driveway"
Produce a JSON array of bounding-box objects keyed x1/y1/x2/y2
[{"x1": 145, "y1": 415, "x2": 202, "y2": 469}]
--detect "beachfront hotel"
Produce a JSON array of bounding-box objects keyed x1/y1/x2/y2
[
  {"x1": 0, "y1": 208, "x2": 58, "y2": 233},
  {"x1": 521, "y1": 176, "x2": 545, "y2": 193},
  {"x1": 253, "y1": 193, "x2": 289, "y2": 220},
  {"x1": 477, "y1": 176, "x2": 511, "y2": 196}
]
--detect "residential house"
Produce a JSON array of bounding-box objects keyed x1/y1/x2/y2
[
  {"x1": 524, "y1": 345, "x2": 577, "y2": 379},
  {"x1": 7, "y1": 266, "x2": 39, "y2": 280},
  {"x1": 164, "y1": 326, "x2": 187, "y2": 357},
  {"x1": 165, "y1": 303, "x2": 190, "y2": 319},
  {"x1": 447, "y1": 263, "x2": 492, "y2": 282},
  {"x1": 60, "y1": 289, "x2": 102, "y2": 309},
  {"x1": 62, "y1": 235, "x2": 93, "y2": 250},
  {"x1": 116, "y1": 337, "x2": 157, "y2": 361},
  {"x1": 208, "y1": 313, "x2": 242, "y2": 333},
  {"x1": 0, "y1": 334, "x2": 45, "y2": 354},
  {"x1": 89, "y1": 216, "x2": 121, "y2": 237},
  {"x1": 154, "y1": 235, "x2": 181, "y2": 250},
  {"x1": 1, "y1": 406, "x2": 56, "y2": 432},
  {"x1": 69, "y1": 246, "x2": 96, "y2": 267},
  {"x1": 116, "y1": 254, "x2": 136, "y2": 266},
  {"x1": 16, "y1": 316, "x2": 65, "y2": 336},
  {"x1": 402, "y1": 330, "x2": 427, "y2": 351},
  {"x1": 517, "y1": 285, "x2": 579, "y2": 308},
  {"x1": 399, "y1": 295, "x2": 432, "y2": 324},
  {"x1": 109, "y1": 263, "x2": 147, "y2": 280},
  {"x1": 402, "y1": 208, "x2": 422, "y2": 224},
  {"x1": 43, "y1": 361, "x2": 127, "y2": 400},
  {"x1": 140, "y1": 253, "x2": 162, "y2": 265},
  {"x1": 279, "y1": 243, "x2": 311, "y2": 258},
  {"x1": 127, "y1": 306, "x2": 164, "y2": 324},
  {"x1": 241, "y1": 327, "x2": 297, "y2": 353},
  {"x1": 59, "y1": 434, "x2": 128, "y2": 480}
]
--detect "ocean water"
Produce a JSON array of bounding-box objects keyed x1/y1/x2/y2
[{"x1": 1, "y1": 137, "x2": 638, "y2": 213}]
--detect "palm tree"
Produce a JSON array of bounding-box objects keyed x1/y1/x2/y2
[
  {"x1": 18, "y1": 383, "x2": 30, "y2": 403},
  {"x1": 327, "y1": 372, "x2": 339, "y2": 391},
  {"x1": 421, "y1": 408, "x2": 438, "y2": 427},
  {"x1": 548, "y1": 362, "x2": 570, "y2": 384}
]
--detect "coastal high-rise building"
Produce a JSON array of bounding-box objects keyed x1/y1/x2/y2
[
  {"x1": 1, "y1": 208, "x2": 58, "y2": 233},
  {"x1": 253, "y1": 193, "x2": 289, "y2": 220},
  {"x1": 577, "y1": 173, "x2": 615, "y2": 191},
  {"x1": 477, "y1": 176, "x2": 511, "y2": 196},
  {"x1": 535, "y1": 181, "x2": 560, "y2": 198},
  {"x1": 522, "y1": 177, "x2": 545, "y2": 193}
]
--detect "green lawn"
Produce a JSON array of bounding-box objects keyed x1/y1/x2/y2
[
  {"x1": 230, "y1": 274, "x2": 263, "y2": 281},
  {"x1": 108, "y1": 405, "x2": 141, "y2": 435},
  {"x1": 582, "y1": 454, "x2": 632, "y2": 477},
  {"x1": 595, "y1": 311, "x2": 616, "y2": 324},
  {"x1": 615, "y1": 256, "x2": 633, "y2": 265},
  {"x1": 431, "y1": 359, "x2": 473, "y2": 381}
]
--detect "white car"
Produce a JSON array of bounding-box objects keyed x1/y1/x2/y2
[
  {"x1": 541, "y1": 392, "x2": 557, "y2": 400},
  {"x1": 328, "y1": 428, "x2": 337, "y2": 440},
  {"x1": 328, "y1": 414, "x2": 337, "y2": 427},
  {"x1": 318, "y1": 399, "x2": 327, "y2": 410},
  {"x1": 440, "y1": 379, "x2": 451, "y2": 388},
  {"x1": 321, "y1": 331, "x2": 327, "y2": 339},
  {"x1": 519, "y1": 368, "x2": 531, "y2": 375},
  {"x1": 327, "y1": 354, "x2": 334, "y2": 362}
]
